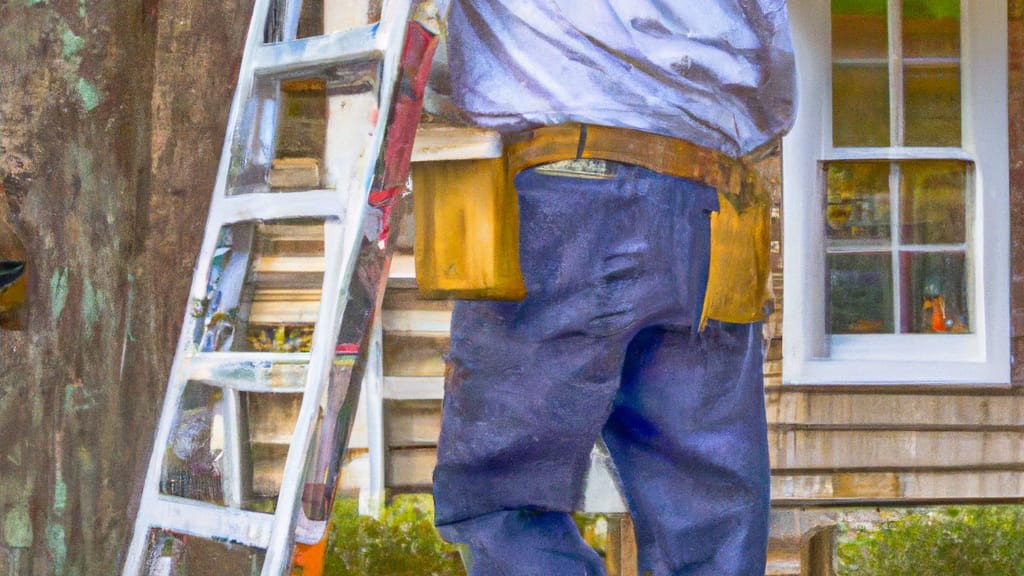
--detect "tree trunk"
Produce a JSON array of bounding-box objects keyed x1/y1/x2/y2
[{"x1": 0, "y1": 0, "x2": 249, "y2": 572}]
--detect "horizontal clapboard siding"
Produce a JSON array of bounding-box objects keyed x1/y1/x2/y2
[
  {"x1": 766, "y1": 384, "x2": 1024, "y2": 503},
  {"x1": 381, "y1": 279, "x2": 447, "y2": 493},
  {"x1": 377, "y1": 157, "x2": 1024, "y2": 506},
  {"x1": 379, "y1": 289, "x2": 1024, "y2": 502}
]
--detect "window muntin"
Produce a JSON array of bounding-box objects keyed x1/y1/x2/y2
[
  {"x1": 825, "y1": 160, "x2": 971, "y2": 336},
  {"x1": 831, "y1": 0, "x2": 961, "y2": 148},
  {"x1": 825, "y1": 0, "x2": 971, "y2": 339}
]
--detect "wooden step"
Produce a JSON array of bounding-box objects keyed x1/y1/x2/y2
[
  {"x1": 384, "y1": 399, "x2": 442, "y2": 448},
  {"x1": 382, "y1": 332, "x2": 448, "y2": 377},
  {"x1": 386, "y1": 446, "x2": 436, "y2": 492},
  {"x1": 765, "y1": 536, "x2": 801, "y2": 576},
  {"x1": 383, "y1": 376, "x2": 444, "y2": 400}
]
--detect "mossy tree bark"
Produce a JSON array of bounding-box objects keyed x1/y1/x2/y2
[{"x1": 0, "y1": 0, "x2": 249, "y2": 572}]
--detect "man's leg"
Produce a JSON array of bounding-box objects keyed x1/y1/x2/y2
[
  {"x1": 432, "y1": 164, "x2": 720, "y2": 575},
  {"x1": 431, "y1": 294, "x2": 623, "y2": 576},
  {"x1": 602, "y1": 322, "x2": 770, "y2": 576}
]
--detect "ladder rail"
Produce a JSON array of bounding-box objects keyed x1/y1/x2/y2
[
  {"x1": 262, "y1": 2, "x2": 412, "y2": 559},
  {"x1": 124, "y1": 0, "x2": 419, "y2": 572}
]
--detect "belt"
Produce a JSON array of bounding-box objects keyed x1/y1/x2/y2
[
  {"x1": 505, "y1": 123, "x2": 762, "y2": 198},
  {"x1": 504, "y1": 122, "x2": 773, "y2": 326}
]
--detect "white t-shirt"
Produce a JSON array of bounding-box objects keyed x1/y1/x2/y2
[{"x1": 437, "y1": 0, "x2": 797, "y2": 157}]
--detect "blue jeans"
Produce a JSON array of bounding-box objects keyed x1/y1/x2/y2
[{"x1": 432, "y1": 163, "x2": 770, "y2": 575}]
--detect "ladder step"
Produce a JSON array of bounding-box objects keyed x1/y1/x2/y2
[
  {"x1": 388, "y1": 252, "x2": 416, "y2": 280},
  {"x1": 411, "y1": 125, "x2": 503, "y2": 162},
  {"x1": 215, "y1": 191, "x2": 347, "y2": 223},
  {"x1": 253, "y1": 26, "x2": 383, "y2": 77},
  {"x1": 187, "y1": 353, "x2": 312, "y2": 392},
  {"x1": 381, "y1": 309, "x2": 452, "y2": 334},
  {"x1": 249, "y1": 300, "x2": 320, "y2": 324},
  {"x1": 147, "y1": 497, "x2": 275, "y2": 549}
]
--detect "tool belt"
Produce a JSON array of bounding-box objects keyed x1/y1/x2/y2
[{"x1": 413, "y1": 123, "x2": 773, "y2": 325}]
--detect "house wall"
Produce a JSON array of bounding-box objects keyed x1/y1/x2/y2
[
  {"x1": 763, "y1": 2, "x2": 1024, "y2": 504},
  {"x1": 385, "y1": 3, "x2": 1024, "y2": 506}
]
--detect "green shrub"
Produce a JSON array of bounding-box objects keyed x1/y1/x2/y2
[
  {"x1": 836, "y1": 506, "x2": 1024, "y2": 575},
  {"x1": 321, "y1": 495, "x2": 612, "y2": 575},
  {"x1": 323, "y1": 495, "x2": 465, "y2": 576}
]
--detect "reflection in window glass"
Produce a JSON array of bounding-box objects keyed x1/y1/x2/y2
[
  {"x1": 831, "y1": 66, "x2": 891, "y2": 147},
  {"x1": 902, "y1": 251, "x2": 969, "y2": 333},
  {"x1": 903, "y1": 0, "x2": 960, "y2": 57},
  {"x1": 825, "y1": 160, "x2": 970, "y2": 336},
  {"x1": 904, "y1": 67, "x2": 961, "y2": 147},
  {"x1": 900, "y1": 161, "x2": 967, "y2": 245},
  {"x1": 831, "y1": 0, "x2": 889, "y2": 147},
  {"x1": 828, "y1": 253, "x2": 894, "y2": 334},
  {"x1": 903, "y1": 0, "x2": 961, "y2": 146},
  {"x1": 827, "y1": 162, "x2": 891, "y2": 243}
]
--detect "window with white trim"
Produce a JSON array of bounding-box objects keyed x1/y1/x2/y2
[{"x1": 782, "y1": 0, "x2": 1010, "y2": 384}]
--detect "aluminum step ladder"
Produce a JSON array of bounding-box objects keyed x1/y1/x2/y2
[{"x1": 123, "y1": 0, "x2": 436, "y2": 573}]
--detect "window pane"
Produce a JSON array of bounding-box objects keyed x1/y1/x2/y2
[
  {"x1": 903, "y1": 0, "x2": 960, "y2": 58},
  {"x1": 826, "y1": 162, "x2": 891, "y2": 243},
  {"x1": 903, "y1": 0, "x2": 961, "y2": 146},
  {"x1": 828, "y1": 253, "x2": 894, "y2": 334},
  {"x1": 832, "y1": 0, "x2": 889, "y2": 147},
  {"x1": 899, "y1": 161, "x2": 967, "y2": 245},
  {"x1": 904, "y1": 67, "x2": 961, "y2": 146},
  {"x1": 832, "y1": 0, "x2": 888, "y2": 59},
  {"x1": 901, "y1": 251, "x2": 969, "y2": 333}
]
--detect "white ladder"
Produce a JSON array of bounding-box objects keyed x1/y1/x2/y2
[{"x1": 123, "y1": 0, "x2": 431, "y2": 573}]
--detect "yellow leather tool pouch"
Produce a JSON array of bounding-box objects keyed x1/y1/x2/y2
[
  {"x1": 412, "y1": 157, "x2": 527, "y2": 301},
  {"x1": 412, "y1": 124, "x2": 774, "y2": 326}
]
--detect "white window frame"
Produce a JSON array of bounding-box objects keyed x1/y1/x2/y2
[{"x1": 782, "y1": 0, "x2": 1010, "y2": 384}]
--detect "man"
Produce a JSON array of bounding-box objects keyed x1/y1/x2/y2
[{"x1": 429, "y1": 2, "x2": 796, "y2": 574}]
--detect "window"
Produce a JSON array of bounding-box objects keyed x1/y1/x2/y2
[{"x1": 782, "y1": 0, "x2": 1009, "y2": 384}]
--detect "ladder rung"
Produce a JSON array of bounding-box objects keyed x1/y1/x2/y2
[
  {"x1": 187, "y1": 353, "x2": 312, "y2": 392},
  {"x1": 147, "y1": 496, "x2": 275, "y2": 549},
  {"x1": 253, "y1": 27, "x2": 382, "y2": 77},
  {"x1": 214, "y1": 191, "x2": 347, "y2": 224}
]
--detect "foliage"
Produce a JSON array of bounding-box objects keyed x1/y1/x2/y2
[
  {"x1": 836, "y1": 506, "x2": 1024, "y2": 576},
  {"x1": 574, "y1": 513, "x2": 609, "y2": 560},
  {"x1": 322, "y1": 495, "x2": 465, "y2": 576},
  {"x1": 321, "y1": 495, "x2": 613, "y2": 575}
]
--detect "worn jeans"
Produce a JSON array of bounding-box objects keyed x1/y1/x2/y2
[{"x1": 432, "y1": 163, "x2": 770, "y2": 576}]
